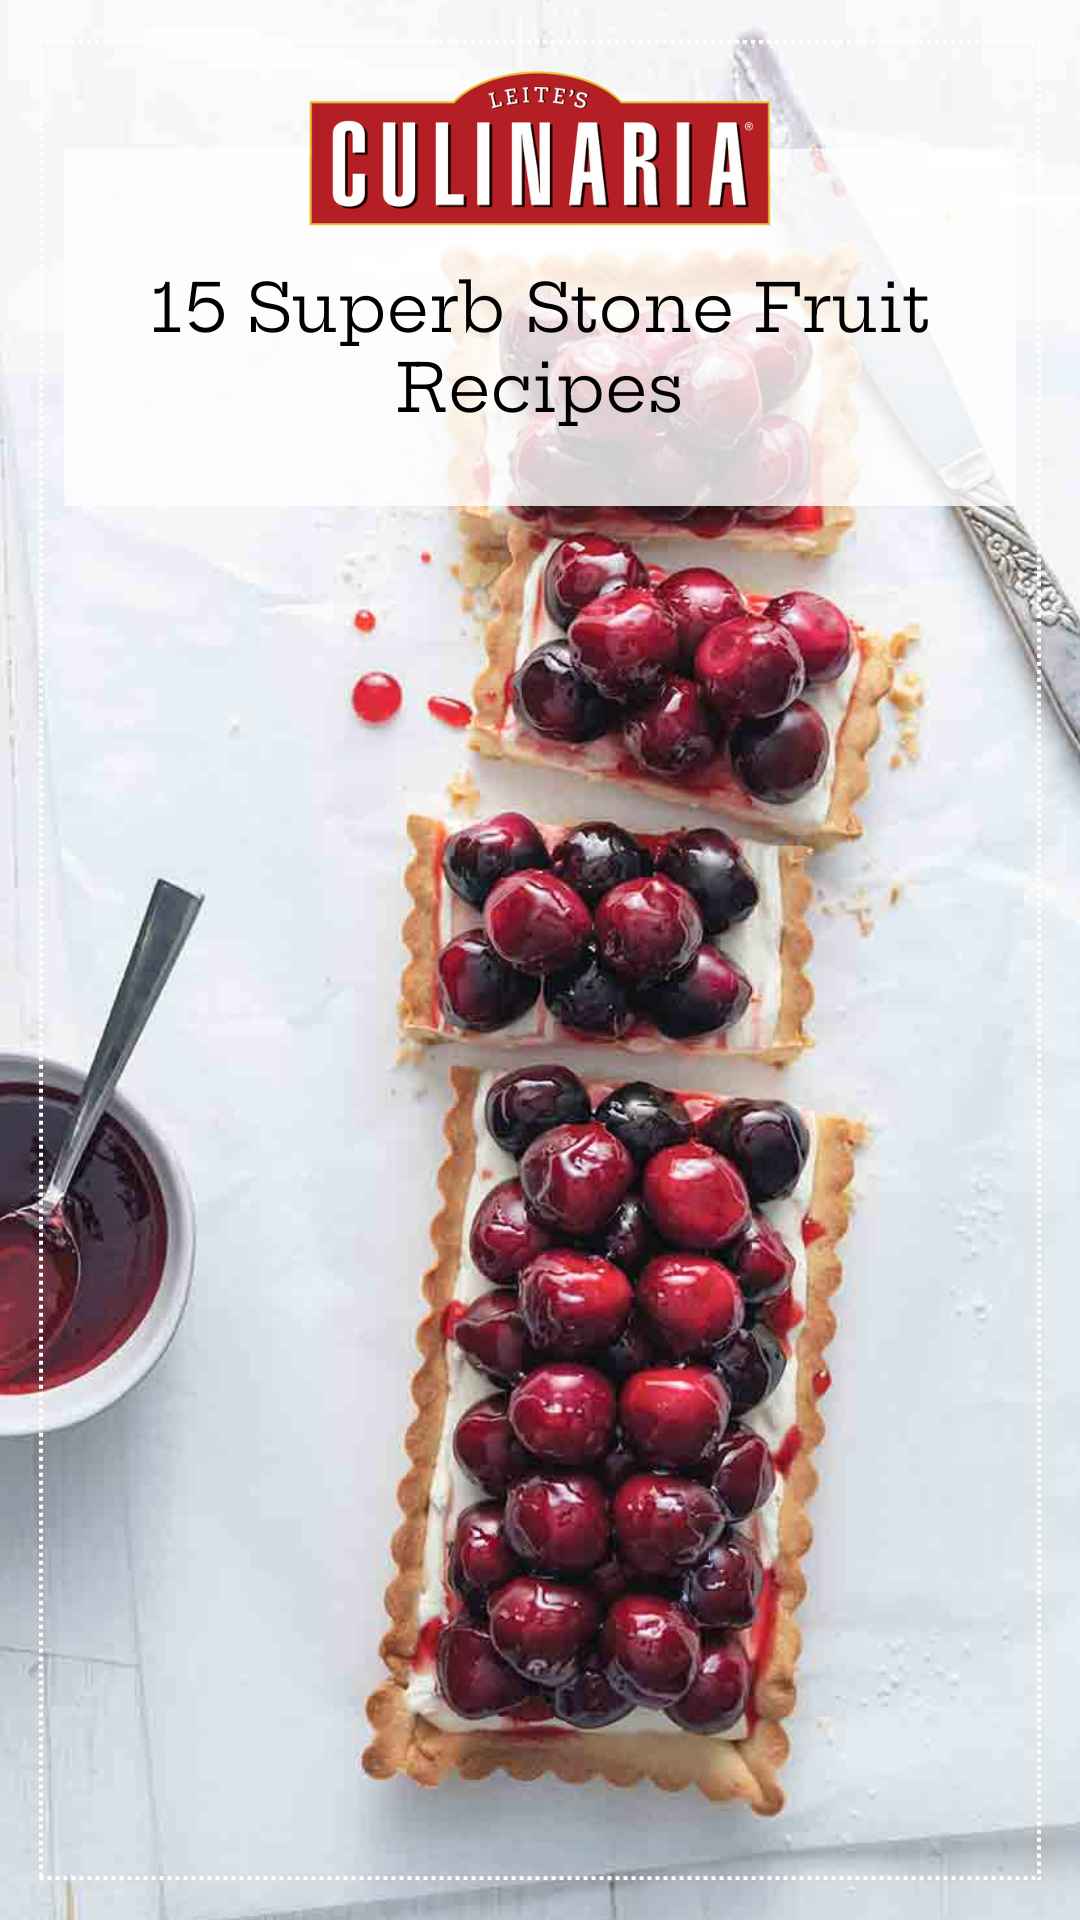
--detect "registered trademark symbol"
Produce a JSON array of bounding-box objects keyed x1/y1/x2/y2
[{"x1": 744, "y1": 121, "x2": 754, "y2": 131}]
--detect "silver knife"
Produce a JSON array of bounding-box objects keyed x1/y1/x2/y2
[{"x1": 732, "y1": 30, "x2": 1080, "y2": 753}]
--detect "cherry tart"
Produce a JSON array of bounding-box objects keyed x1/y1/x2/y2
[
  {"x1": 468, "y1": 526, "x2": 894, "y2": 847},
  {"x1": 401, "y1": 812, "x2": 813, "y2": 1061},
  {"x1": 456, "y1": 248, "x2": 861, "y2": 570},
  {"x1": 365, "y1": 1066, "x2": 861, "y2": 1814}
]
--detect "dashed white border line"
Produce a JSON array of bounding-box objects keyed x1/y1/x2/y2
[{"x1": 32, "y1": 28, "x2": 1047, "y2": 1893}]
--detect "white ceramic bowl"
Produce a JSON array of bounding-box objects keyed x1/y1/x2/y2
[{"x1": 0, "y1": 1053, "x2": 196, "y2": 1436}]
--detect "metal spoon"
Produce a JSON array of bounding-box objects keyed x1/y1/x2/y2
[{"x1": 0, "y1": 879, "x2": 203, "y2": 1379}]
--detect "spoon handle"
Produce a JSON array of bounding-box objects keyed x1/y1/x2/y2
[{"x1": 40, "y1": 880, "x2": 203, "y2": 1216}]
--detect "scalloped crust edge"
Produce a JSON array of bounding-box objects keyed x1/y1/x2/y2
[
  {"x1": 363, "y1": 1067, "x2": 862, "y2": 1812},
  {"x1": 399, "y1": 817, "x2": 813, "y2": 1063},
  {"x1": 467, "y1": 522, "x2": 893, "y2": 849}
]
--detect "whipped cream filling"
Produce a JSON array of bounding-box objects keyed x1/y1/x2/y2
[
  {"x1": 406, "y1": 1072, "x2": 817, "y2": 1741},
  {"x1": 501, "y1": 537, "x2": 860, "y2": 838},
  {"x1": 434, "y1": 824, "x2": 787, "y2": 1055}
]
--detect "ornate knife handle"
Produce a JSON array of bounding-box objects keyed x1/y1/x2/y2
[{"x1": 944, "y1": 452, "x2": 1080, "y2": 752}]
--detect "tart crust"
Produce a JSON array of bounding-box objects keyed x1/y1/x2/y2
[
  {"x1": 468, "y1": 521, "x2": 893, "y2": 848},
  {"x1": 399, "y1": 816, "x2": 814, "y2": 1062},
  {"x1": 460, "y1": 503, "x2": 855, "y2": 575},
  {"x1": 364, "y1": 1067, "x2": 861, "y2": 1812}
]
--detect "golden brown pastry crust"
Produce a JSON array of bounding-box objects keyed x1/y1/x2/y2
[
  {"x1": 468, "y1": 522, "x2": 892, "y2": 848},
  {"x1": 364, "y1": 1068, "x2": 861, "y2": 1812},
  {"x1": 399, "y1": 817, "x2": 813, "y2": 1061}
]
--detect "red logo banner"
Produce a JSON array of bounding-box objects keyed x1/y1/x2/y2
[{"x1": 310, "y1": 73, "x2": 769, "y2": 225}]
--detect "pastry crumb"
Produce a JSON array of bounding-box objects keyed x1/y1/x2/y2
[
  {"x1": 889, "y1": 751, "x2": 903, "y2": 770},
  {"x1": 889, "y1": 623, "x2": 921, "y2": 661},
  {"x1": 888, "y1": 883, "x2": 903, "y2": 906},
  {"x1": 446, "y1": 770, "x2": 480, "y2": 815},
  {"x1": 395, "y1": 1040, "x2": 425, "y2": 1067}
]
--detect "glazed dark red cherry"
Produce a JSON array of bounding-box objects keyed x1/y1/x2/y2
[
  {"x1": 767, "y1": 589, "x2": 853, "y2": 684},
  {"x1": 488, "y1": 1574, "x2": 601, "y2": 1686},
  {"x1": 694, "y1": 614, "x2": 805, "y2": 722},
  {"x1": 698, "y1": 1099, "x2": 810, "y2": 1202},
  {"x1": 469, "y1": 1178, "x2": 553, "y2": 1283},
  {"x1": 453, "y1": 1392, "x2": 533, "y2": 1494},
  {"x1": 511, "y1": 639, "x2": 614, "y2": 742},
  {"x1": 518, "y1": 1248, "x2": 633, "y2": 1356},
  {"x1": 739, "y1": 415, "x2": 811, "y2": 522},
  {"x1": 612, "y1": 1473, "x2": 725, "y2": 1576},
  {"x1": 642, "y1": 1142, "x2": 750, "y2": 1250},
  {"x1": 567, "y1": 588, "x2": 679, "y2": 703},
  {"x1": 601, "y1": 1594, "x2": 701, "y2": 1706},
  {"x1": 730, "y1": 701, "x2": 829, "y2": 803},
  {"x1": 655, "y1": 828, "x2": 759, "y2": 933},
  {"x1": 682, "y1": 1530, "x2": 763, "y2": 1629},
  {"x1": 594, "y1": 1081, "x2": 693, "y2": 1167},
  {"x1": 729, "y1": 312, "x2": 812, "y2": 409},
  {"x1": 454, "y1": 1290, "x2": 534, "y2": 1384},
  {"x1": 436, "y1": 1620, "x2": 533, "y2": 1718},
  {"x1": 710, "y1": 1424, "x2": 777, "y2": 1521},
  {"x1": 483, "y1": 870, "x2": 592, "y2": 976},
  {"x1": 668, "y1": 340, "x2": 762, "y2": 451},
  {"x1": 510, "y1": 418, "x2": 596, "y2": 510},
  {"x1": 553, "y1": 1657, "x2": 635, "y2": 1728},
  {"x1": 543, "y1": 947, "x2": 635, "y2": 1039},
  {"x1": 724, "y1": 1212, "x2": 796, "y2": 1303},
  {"x1": 590, "y1": 1194, "x2": 659, "y2": 1277},
  {"x1": 596, "y1": 1310, "x2": 658, "y2": 1381},
  {"x1": 450, "y1": 1501, "x2": 523, "y2": 1604},
  {"x1": 655, "y1": 567, "x2": 746, "y2": 673},
  {"x1": 544, "y1": 535, "x2": 648, "y2": 625},
  {"x1": 442, "y1": 812, "x2": 549, "y2": 909},
  {"x1": 550, "y1": 821, "x2": 650, "y2": 907},
  {"x1": 438, "y1": 930, "x2": 540, "y2": 1032},
  {"x1": 594, "y1": 876, "x2": 703, "y2": 988},
  {"x1": 484, "y1": 1066, "x2": 590, "y2": 1157},
  {"x1": 665, "y1": 1632, "x2": 751, "y2": 1733},
  {"x1": 508, "y1": 1363, "x2": 616, "y2": 1465},
  {"x1": 504, "y1": 1472, "x2": 610, "y2": 1573},
  {"x1": 622, "y1": 676, "x2": 717, "y2": 778},
  {"x1": 636, "y1": 1254, "x2": 744, "y2": 1360},
  {"x1": 618, "y1": 1367, "x2": 731, "y2": 1471},
  {"x1": 714, "y1": 1324, "x2": 787, "y2": 1416},
  {"x1": 519, "y1": 1122, "x2": 634, "y2": 1236},
  {"x1": 636, "y1": 945, "x2": 752, "y2": 1041}
]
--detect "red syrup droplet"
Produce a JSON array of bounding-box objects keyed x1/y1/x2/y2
[
  {"x1": 420, "y1": 551, "x2": 432, "y2": 564},
  {"x1": 802, "y1": 1216, "x2": 826, "y2": 1245},
  {"x1": 413, "y1": 1617, "x2": 444, "y2": 1671},
  {"x1": 428, "y1": 695, "x2": 472, "y2": 730},
  {"x1": 441, "y1": 1300, "x2": 466, "y2": 1341},
  {"x1": 812, "y1": 1365, "x2": 832, "y2": 1398},
  {"x1": 773, "y1": 1425, "x2": 802, "y2": 1476},
  {"x1": 760, "y1": 1288, "x2": 804, "y2": 1342},
  {"x1": 353, "y1": 608, "x2": 376, "y2": 633},
  {"x1": 351, "y1": 672, "x2": 402, "y2": 724}
]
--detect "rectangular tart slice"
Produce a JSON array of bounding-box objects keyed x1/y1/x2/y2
[
  {"x1": 364, "y1": 1067, "x2": 860, "y2": 1813},
  {"x1": 469, "y1": 522, "x2": 893, "y2": 847},
  {"x1": 401, "y1": 815, "x2": 813, "y2": 1062}
]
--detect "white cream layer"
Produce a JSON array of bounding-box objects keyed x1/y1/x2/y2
[
  {"x1": 435, "y1": 823, "x2": 787, "y2": 1055},
  {"x1": 406, "y1": 1072, "x2": 817, "y2": 1740},
  {"x1": 501, "y1": 537, "x2": 860, "y2": 837}
]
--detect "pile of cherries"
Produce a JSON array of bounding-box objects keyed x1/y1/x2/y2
[
  {"x1": 511, "y1": 536, "x2": 854, "y2": 806},
  {"x1": 506, "y1": 313, "x2": 818, "y2": 529},
  {"x1": 438, "y1": 812, "x2": 762, "y2": 1041},
  {"x1": 435, "y1": 1064, "x2": 809, "y2": 1733}
]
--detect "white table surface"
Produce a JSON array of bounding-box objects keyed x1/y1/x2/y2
[{"x1": 3, "y1": 4, "x2": 1080, "y2": 1918}]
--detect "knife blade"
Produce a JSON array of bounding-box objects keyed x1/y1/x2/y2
[{"x1": 732, "y1": 30, "x2": 1080, "y2": 754}]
